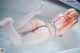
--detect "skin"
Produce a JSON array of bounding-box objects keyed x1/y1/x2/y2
[
  {"x1": 58, "y1": 9, "x2": 78, "y2": 35},
  {"x1": 0, "y1": 7, "x2": 78, "y2": 46}
]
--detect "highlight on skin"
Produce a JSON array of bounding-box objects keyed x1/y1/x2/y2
[
  {"x1": 0, "y1": 7, "x2": 79, "y2": 46},
  {"x1": 58, "y1": 9, "x2": 78, "y2": 35}
]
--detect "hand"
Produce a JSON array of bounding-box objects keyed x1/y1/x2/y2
[
  {"x1": 52, "y1": 8, "x2": 78, "y2": 36},
  {"x1": 58, "y1": 8, "x2": 78, "y2": 35}
]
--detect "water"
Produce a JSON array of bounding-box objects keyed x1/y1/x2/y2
[{"x1": 0, "y1": 8, "x2": 80, "y2": 53}]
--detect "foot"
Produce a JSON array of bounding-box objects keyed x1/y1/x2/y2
[
  {"x1": 34, "y1": 2, "x2": 44, "y2": 15},
  {"x1": 0, "y1": 17, "x2": 13, "y2": 32}
]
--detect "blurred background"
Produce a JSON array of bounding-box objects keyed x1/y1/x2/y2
[{"x1": 0, "y1": 0, "x2": 80, "y2": 53}]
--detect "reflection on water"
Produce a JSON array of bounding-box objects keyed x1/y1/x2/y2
[
  {"x1": 0, "y1": 32, "x2": 64, "y2": 53},
  {"x1": 0, "y1": 8, "x2": 80, "y2": 53},
  {"x1": 0, "y1": 8, "x2": 64, "y2": 53},
  {"x1": 0, "y1": 32, "x2": 14, "y2": 53}
]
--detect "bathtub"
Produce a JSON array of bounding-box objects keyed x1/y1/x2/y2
[{"x1": 0, "y1": 2, "x2": 80, "y2": 53}]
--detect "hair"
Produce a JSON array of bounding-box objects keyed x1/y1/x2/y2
[{"x1": 59, "y1": 9, "x2": 79, "y2": 31}]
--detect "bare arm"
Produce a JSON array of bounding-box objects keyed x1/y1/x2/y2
[
  {"x1": 4, "y1": 19, "x2": 49, "y2": 46},
  {"x1": 1, "y1": 8, "x2": 78, "y2": 47}
]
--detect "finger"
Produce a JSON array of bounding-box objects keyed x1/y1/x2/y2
[
  {"x1": 68, "y1": 11, "x2": 79, "y2": 20},
  {"x1": 58, "y1": 18, "x2": 71, "y2": 35},
  {"x1": 63, "y1": 19, "x2": 78, "y2": 31},
  {"x1": 65, "y1": 18, "x2": 78, "y2": 30},
  {"x1": 64, "y1": 8, "x2": 75, "y2": 15},
  {"x1": 64, "y1": 8, "x2": 76, "y2": 20},
  {"x1": 60, "y1": 11, "x2": 77, "y2": 30},
  {"x1": 70, "y1": 19, "x2": 78, "y2": 28},
  {"x1": 59, "y1": 17, "x2": 72, "y2": 31},
  {"x1": 58, "y1": 19, "x2": 78, "y2": 35},
  {"x1": 61, "y1": 9, "x2": 78, "y2": 29},
  {"x1": 59, "y1": 8, "x2": 76, "y2": 30}
]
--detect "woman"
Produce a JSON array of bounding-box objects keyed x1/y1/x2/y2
[{"x1": 0, "y1": 3, "x2": 78, "y2": 46}]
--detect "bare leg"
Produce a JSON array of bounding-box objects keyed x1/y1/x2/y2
[
  {"x1": 0, "y1": 8, "x2": 78, "y2": 47},
  {"x1": 0, "y1": 18, "x2": 37, "y2": 46},
  {"x1": 0, "y1": 18, "x2": 21, "y2": 46},
  {"x1": 14, "y1": 2, "x2": 44, "y2": 30},
  {"x1": 0, "y1": 18, "x2": 49, "y2": 46}
]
